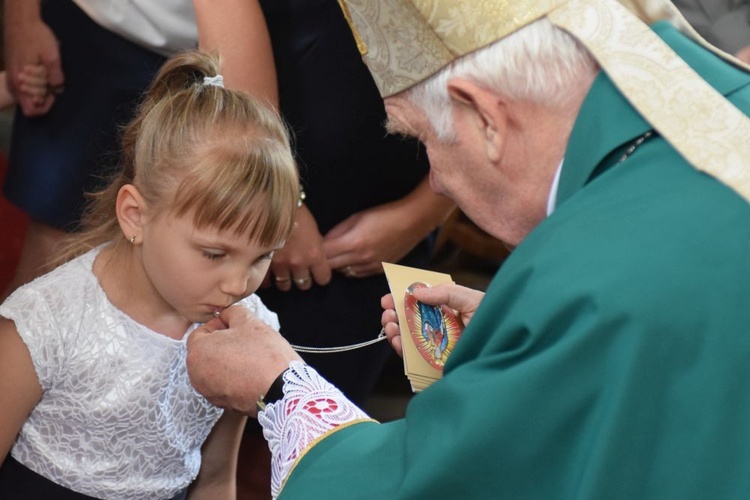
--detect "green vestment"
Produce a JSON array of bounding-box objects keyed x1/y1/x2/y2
[{"x1": 280, "y1": 23, "x2": 750, "y2": 499}]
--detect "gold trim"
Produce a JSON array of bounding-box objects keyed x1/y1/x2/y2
[
  {"x1": 278, "y1": 418, "x2": 379, "y2": 495},
  {"x1": 338, "y1": 0, "x2": 369, "y2": 56}
]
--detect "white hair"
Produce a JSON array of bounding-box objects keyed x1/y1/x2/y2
[{"x1": 403, "y1": 18, "x2": 599, "y2": 142}]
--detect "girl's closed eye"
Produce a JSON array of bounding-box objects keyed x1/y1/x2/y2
[{"x1": 202, "y1": 250, "x2": 226, "y2": 261}]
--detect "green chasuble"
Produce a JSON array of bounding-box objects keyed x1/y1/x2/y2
[{"x1": 280, "y1": 23, "x2": 750, "y2": 499}]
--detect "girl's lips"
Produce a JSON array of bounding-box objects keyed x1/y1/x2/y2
[{"x1": 212, "y1": 305, "x2": 230, "y2": 317}]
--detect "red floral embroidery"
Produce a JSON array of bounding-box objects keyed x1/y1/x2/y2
[
  {"x1": 303, "y1": 398, "x2": 339, "y2": 416},
  {"x1": 284, "y1": 398, "x2": 301, "y2": 416},
  {"x1": 258, "y1": 362, "x2": 373, "y2": 498}
]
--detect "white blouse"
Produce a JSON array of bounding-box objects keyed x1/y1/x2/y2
[
  {"x1": 72, "y1": 0, "x2": 197, "y2": 56},
  {"x1": 0, "y1": 247, "x2": 279, "y2": 499}
]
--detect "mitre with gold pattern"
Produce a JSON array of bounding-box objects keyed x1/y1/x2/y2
[{"x1": 337, "y1": 0, "x2": 750, "y2": 204}]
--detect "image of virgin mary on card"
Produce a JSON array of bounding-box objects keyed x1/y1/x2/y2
[{"x1": 403, "y1": 282, "x2": 464, "y2": 370}]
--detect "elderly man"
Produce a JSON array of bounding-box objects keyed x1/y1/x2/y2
[{"x1": 187, "y1": 0, "x2": 750, "y2": 497}]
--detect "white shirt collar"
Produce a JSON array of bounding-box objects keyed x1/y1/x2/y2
[{"x1": 546, "y1": 159, "x2": 564, "y2": 216}]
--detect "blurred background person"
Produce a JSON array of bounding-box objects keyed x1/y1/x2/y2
[{"x1": 1, "y1": 0, "x2": 201, "y2": 300}]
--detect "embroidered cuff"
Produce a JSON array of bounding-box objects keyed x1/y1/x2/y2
[{"x1": 257, "y1": 361, "x2": 374, "y2": 498}]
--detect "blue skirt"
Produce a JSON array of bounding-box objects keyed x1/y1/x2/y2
[
  {"x1": 3, "y1": 0, "x2": 168, "y2": 230},
  {"x1": 0, "y1": 455, "x2": 188, "y2": 500}
]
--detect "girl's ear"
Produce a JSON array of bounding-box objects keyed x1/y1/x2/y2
[{"x1": 116, "y1": 185, "x2": 148, "y2": 244}]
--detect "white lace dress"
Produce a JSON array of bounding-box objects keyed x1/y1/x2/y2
[{"x1": 0, "y1": 247, "x2": 280, "y2": 499}]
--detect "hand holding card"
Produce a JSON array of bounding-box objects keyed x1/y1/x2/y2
[{"x1": 382, "y1": 263, "x2": 465, "y2": 391}]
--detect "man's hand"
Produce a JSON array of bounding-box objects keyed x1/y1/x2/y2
[
  {"x1": 380, "y1": 293, "x2": 404, "y2": 357},
  {"x1": 380, "y1": 283, "x2": 485, "y2": 357},
  {"x1": 186, "y1": 307, "x2": 303, "y2": 417}
]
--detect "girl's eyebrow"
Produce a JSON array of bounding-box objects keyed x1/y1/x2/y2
[
  {"x1": 191, "y1": 234, "x2": 237, "y2": 249},
  {"x1": 194, "y1": 233, "x2": 285, "y2": 253}
]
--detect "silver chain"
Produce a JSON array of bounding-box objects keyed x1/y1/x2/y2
[{"x1": 290, "y1": 327, "x2": 388, "y2": 354}]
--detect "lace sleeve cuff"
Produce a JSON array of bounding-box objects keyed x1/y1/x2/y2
[{"x1": 257, "y1": 361, "x2": 377, "y2": 498}]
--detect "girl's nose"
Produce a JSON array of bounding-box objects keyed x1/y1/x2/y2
[{"x1": 220, "y1": 271, "x2": 250, "y2": 297}]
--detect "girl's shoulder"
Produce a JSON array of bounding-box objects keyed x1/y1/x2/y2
[
  {"x1": 0, "y1": 249, "x2": 102, "y2": 390},
  {"x1": 2, "y1": 250, "x2": 99, "y2": 316}
]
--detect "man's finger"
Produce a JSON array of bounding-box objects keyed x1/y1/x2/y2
[
  {"x1": 217, "y1": 304, "x2": 257, "y2": 325},
  {"x1": 384, "y1": 323, "x2": 403, "y2": 358},
  {"x1": 191, "y1": 316, "x2": 227, "y2": 339},
  {"x1": 380, "y1": 293, "x2": 395, "y2": 310},
  {"x1": 412, "y1": 282, "x2": 482, "y2": 312}
]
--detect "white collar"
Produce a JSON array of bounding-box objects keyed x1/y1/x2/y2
[{"x1": 546, "y1": 159, "x2": 564, "y2": 216}]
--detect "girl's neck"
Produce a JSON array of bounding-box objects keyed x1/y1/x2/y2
[{"x1": 94, "y1": 244, "x2": 192, "y2": 340}]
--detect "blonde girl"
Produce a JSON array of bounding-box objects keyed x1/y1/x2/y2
[{"x1": 0, "y1": 51, "x2": 299, "y2": 499}]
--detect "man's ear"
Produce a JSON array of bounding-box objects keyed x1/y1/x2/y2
[
  {"x1": 446, "y1": 78, "x2": 507, "y2": 164},
  {"x1": 116, "y1": 184, "x2": 148, "y2": 244}
]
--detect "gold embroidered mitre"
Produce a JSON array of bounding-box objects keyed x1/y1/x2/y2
[
  {"x1": 337, "y1": 0, "x2": 708, "y2": 97},
  {"x1": 338, "y1": 0, "x2": 750, "y2": 204}
]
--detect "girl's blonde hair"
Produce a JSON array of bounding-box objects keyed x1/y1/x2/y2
[{"x1": 62, "y1": 51, "x2": 299, "y2": 261}]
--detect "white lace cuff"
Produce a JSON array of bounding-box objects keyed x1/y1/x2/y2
[{"x1": 257, "y1": 361, "x2": 376, "y2": 498}]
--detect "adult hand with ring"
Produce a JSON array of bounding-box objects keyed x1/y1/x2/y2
[
  {"x1": 266, "y1": 205, "x2": 333, "y2": 292},
  {"x1": 344, "y1": 266, "x2": 357, "y2": 278},
  {"x1": 293, "y1": 276, "x2": 312, "y2": 290},
  {"x1": 273, "y1": 274, "x2": 292, "y2": 292}
]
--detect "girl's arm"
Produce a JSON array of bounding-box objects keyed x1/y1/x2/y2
[
  {"x1": 188, "y1": 409, "x2": 247, "y2": 499},
  {"x1": 0, "y1": 318, "x2": 42, "y2": 462}
]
